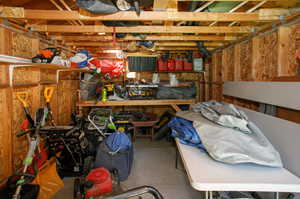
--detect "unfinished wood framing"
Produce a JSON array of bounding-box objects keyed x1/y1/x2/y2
[
  {"x1": 0, "y1": 8, "x2": 280, "y2": 22},
  {"x1": 30, "y1": 25, "x2": 252, "y2": 34}
]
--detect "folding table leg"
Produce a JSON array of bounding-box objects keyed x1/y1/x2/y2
[
  {"x1": 205, "y1": 191, "x2": 209, "y2": 199},
  {"x1": 274, "y1": 192, "x2": 279, "y2": 199},
  {"x1": 209, "y1": 191, "x2": 213, "y2": 199},
  {"x1": 175, "y1": 148, "x2": 179, "y2": 169}
]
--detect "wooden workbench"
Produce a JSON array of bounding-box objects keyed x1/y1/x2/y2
[{"x1": 77, "y1": 99, "x2": 196, "y2": 113}]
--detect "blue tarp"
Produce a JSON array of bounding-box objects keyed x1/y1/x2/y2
[{"x1": 168, "y1": 117, "x2": 206, "y2": 152}]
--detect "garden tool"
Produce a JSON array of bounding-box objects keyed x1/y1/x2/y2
[
  {"x1": 16, "y1": 92, "x2": 34, "y2": 128},
  {"x1": 44, "y1": 87, "x2": 55, "y2": 126}
]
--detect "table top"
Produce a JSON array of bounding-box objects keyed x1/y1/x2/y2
[
  {"x1": 176, "y1": 139, "x2": 300, "y2": 193},
  {"x1": 77, "y1": 99, "x2": 196, "y2": 107}
]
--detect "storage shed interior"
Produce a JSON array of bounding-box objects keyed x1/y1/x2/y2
[{"x1": 0, "y1": 0, "x2": 300, "y2": 199}]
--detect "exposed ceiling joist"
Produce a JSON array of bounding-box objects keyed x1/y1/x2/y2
[
  {"x1": 30, "y1": 25, "x2": 252, "y2": 33},
  {"x1": 0, "y1": 7, "x2": 282, "y2": 22},
  {"x1": 156, "y1": 41, "x2": 224, "y2": 47},
  {"x1": 229, "y1": 0, "x2": 267, "y2": 26},
  {"x1": 155, "y1": 47, "x2": 214, "y2": 51},
  {"x1": 209, "y1": 1, "x2": 249, "y2": 26},
  {"x1": 66, "y1": 41, "x2": 224, "y2": 47},
  {"x1": 54, "y1": 35, "x2": 237, "y2": 41},
  {"x1": 177, "y1": 1, "x2": 215, "y2": 26}
]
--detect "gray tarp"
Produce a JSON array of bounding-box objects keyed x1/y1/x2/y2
[{"x1": 177, "y1": 110, "x2": 283, "y2": 167}]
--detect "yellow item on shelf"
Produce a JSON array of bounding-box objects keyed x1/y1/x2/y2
[{"x1": 102, "y1": 88, "x2": 107, "y2": 102}]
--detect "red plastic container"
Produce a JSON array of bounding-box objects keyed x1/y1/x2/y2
[
  {"x1": 85, "y1": 168, "x2": 112, "y2": 198},
  {"x1": 175, "y1": 59, "x2": 184, "y2": 71},
  {"x1": 157, "y1": 59, "x2": 168, "y2": 71},
  {"x1": 167, "y1": 59, "x2": 175, "y2": 71},
  {"x1": 183, "y1": 60, "x2": 193, "y2": 71}
]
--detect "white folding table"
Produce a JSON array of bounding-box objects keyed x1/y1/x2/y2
[{"x1": 175, "y1": 139, "x2": 300, "y2": 199}]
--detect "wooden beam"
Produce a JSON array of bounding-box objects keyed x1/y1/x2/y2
[
  {"x1": 54, "y1": 35, "x2": 238, "y2": 41},
  {"x1": 229, "y1": 1, "x2": 267, "y2": 26},
  {"x1": 209, "y1": 1, "x2": 249, "y2": 26},
  {"x1": 177, "y1": 1, "x2": 215, "y2": 26},
  {"x1": 67, "y1": 41, "x2": 224, "y2": 47},
  {"x1": 155, "y1": 47, "x2": 214, "y2": 51},
  {"x1": 0, "y1": 8, "x2": 280, "y2": 22},
  {"x1": 30, "y1": 25, "x2": 252, "y2": 33},
  {"x1": 156, "y1": 41, "x2": 224, "y2": 47}
]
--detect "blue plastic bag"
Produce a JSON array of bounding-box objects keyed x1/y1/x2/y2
[
  {"x1": 168, "y1": 117, "x2": 206, "y2": 152},
  {"x1": 105, "y1": 131, "x2": 132, "y2": 153}
]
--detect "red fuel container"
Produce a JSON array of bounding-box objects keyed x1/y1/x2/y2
[
  {"x1": 157, "y1": 59, "x2": 168, "y2": 71},
  {"x1": 85, "y1": 168, "x2": 112, "y2": 199},
  {"x1": 167, "y1": 59, "x2": 175, "y2": 71},
  {"x1": 175, "y1": 59, "x2": 184, "y2": 71},
  {"x1": 184, "y1": 60, "x2": 193, "y2": 71}
]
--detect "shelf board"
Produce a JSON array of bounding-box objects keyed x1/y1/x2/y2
[
  {"x1": 0, "y1": 61, "x2": 89, "y2": 72},
  {"x1": 77, "y1": 99, "x2": 196, "y2": 107}
]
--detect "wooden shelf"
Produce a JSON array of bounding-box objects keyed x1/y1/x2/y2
[
  {"x1": 155, "y1": 71, "x2": 203, "y2": 73},
  {"x1": 0, "y1": 61, "x2": 88, "y2": 72},
  {"x1": 77, "y1": 99, "x2": 196, "y2": 107}
]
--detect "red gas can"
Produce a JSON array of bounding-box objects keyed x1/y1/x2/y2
[
  {"x1": 157, "y1": 59, "x2": 168, "y2": 71},
  {"x1": 183, "y1": 60, "x2": 193, "y2": 71},
  {"x1": 167, "y1": 59, "x2": 175, "y2": 71},
  {"x1": 85, "y1": 168, "x2": 112, "y2": 199},
  {"x1": 175, "y1": 59, "x2": 184, "y2": 71}
]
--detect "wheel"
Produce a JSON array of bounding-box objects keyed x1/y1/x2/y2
[
  {"x1": 73, "y1": 178, "x2": 83, "y2": 199},
  {"x1": 83, "y1": 156, "x2": 94, "y2": 176}
]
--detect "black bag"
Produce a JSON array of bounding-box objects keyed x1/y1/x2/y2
[
  {"x1": 156, "y1": 84, "x2": 196, "y2": 99},
  {"x1": 94, "y1": 141, "x2": 133, "y2": 181},
  {"x1": 76, "y1": 0, "x2": 118, "y2": 14}
]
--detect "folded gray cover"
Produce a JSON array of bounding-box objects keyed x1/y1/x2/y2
[{"x1": 177, "y1": 111, "x2": 283, "y2": 167}]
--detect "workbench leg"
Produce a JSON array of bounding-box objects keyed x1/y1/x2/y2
[
  {"x1": 274, "y1": 192, "x2": 279, "y2": 199},
  {"x1": 171, "y1": 104, "x2": 182, "y2": 112}
]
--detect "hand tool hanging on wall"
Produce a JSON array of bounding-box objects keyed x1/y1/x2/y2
[
  {"x1": 16, "y1": 92, "x2": 35, "y2": 128},
  {"x1": 44, "y1": 87, "x2": 56, "y2": 126}
]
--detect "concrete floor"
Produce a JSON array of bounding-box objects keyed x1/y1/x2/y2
[{"x1": 53, "y1": 139, "x2": 202, "y2": 199}]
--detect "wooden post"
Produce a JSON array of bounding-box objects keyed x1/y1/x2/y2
[{"x1": 0, "y1": 27, "x2": 12, "y2": 55}]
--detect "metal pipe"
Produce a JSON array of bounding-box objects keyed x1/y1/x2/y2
[{"x1": 103, "y1": 186, "x2": 164, "y2": 199}]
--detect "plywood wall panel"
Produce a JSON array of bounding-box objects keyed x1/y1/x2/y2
[
  {"x1": 278, "y1": 25, "x2": 299, "y2": 76},
  {"x1": 212, "y1": 52, "x2": 223, "y2": 82},
  {"x1": 57, "y1": 80, "x2": 79, "y2": 125},
  {"x1": 253, "y1": 32, "x2": 279, "y2": 81},
  {"x1": 222, "y1": 47, "x2": 235, "y2": 81},
  {"x1": 12, "y1": 86, "x2": 40, "y2": 171},
  {"x1": 240, "y1": 40, "x2": 253, "y2": 81},
  {"x1": 0, "y1": 88, "x2": 12, "y2": 182},
  {"x1": 13, "y1": 68, "x2": 40, "y2": 85},
  {"x1": 12, "y1": 33, "x2": 36, "y2": 59},
  {"x1": 40, "y1": 69, "x2": 57, "y2": 83}
]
